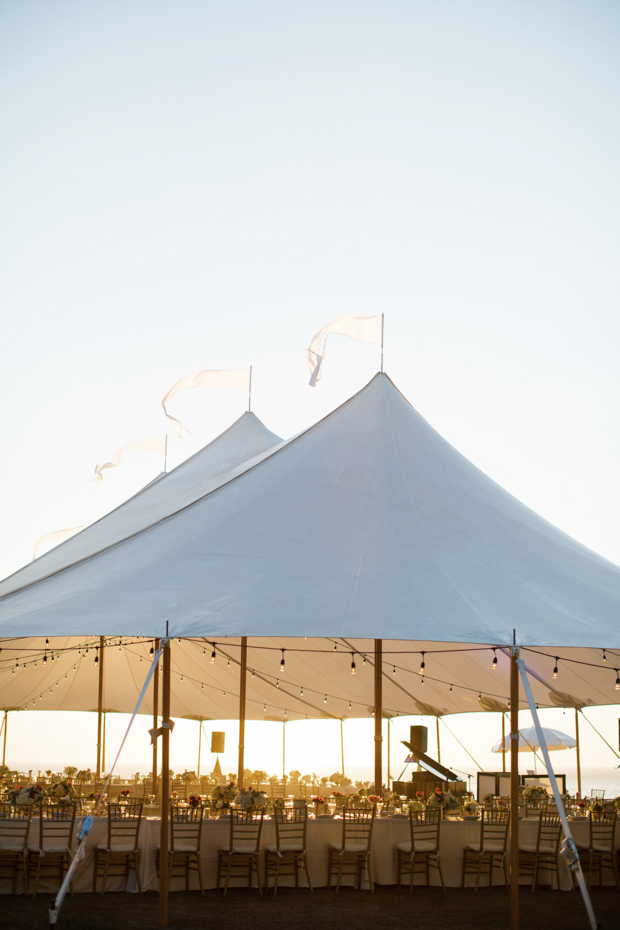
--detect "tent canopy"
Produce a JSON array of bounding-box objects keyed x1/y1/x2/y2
[{"x1": 1, "y1": 373, "x2": 619, "y2": 647}]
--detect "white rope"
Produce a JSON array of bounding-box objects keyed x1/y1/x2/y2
[
  {"x1": 49, "y1": 641, "x2": 166, "y2": 926},
  {"x1": 517, "y1": 657, "x2": 598, "y2": 930}
]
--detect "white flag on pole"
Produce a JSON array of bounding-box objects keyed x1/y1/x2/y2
[
  {"x1": 33, "y1": 527, "x2": 87, "y2": 560},
  {"x1": 306, "y1": 315, "x2": 382, "y2": 386},
  {"x1": 162, "y1": 368, "x2": 251, "y2": 436},
  {"x1": 92, "y1": 437, "x2": 166, "y2": 486}
]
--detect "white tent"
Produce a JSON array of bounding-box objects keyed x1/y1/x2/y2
[{"x1": 1, "y1": 373, "x2": 619, "y2": 648}]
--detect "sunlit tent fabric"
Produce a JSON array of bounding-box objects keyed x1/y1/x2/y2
[
  {"x1": 0, "y1": 411, "x2": 282, "y2": 597},
  {"x1": 1, "y1": 373, "x2": 620, "y2": 648}
]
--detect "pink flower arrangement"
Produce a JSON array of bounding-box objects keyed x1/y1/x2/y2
[{"x1": 311, "y1": 796, "x2": 325, "y2": 805}]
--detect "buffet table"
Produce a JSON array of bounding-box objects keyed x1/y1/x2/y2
[{"x1": 3, "y1": 814, "x2": 614, "y2": 895}]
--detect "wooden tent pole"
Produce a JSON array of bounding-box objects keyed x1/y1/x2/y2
[
  {"x1": 197, "y1": 722, "x2": 201, "y2": 778},
  {"x1": 96, "y1": 636, "x2": 104, "y2": 778},
  {"x1": 159, "y1": 639, "x2": 171, "y2": 927},
  {"x1": 374, "y1": 639, "x2": 383, "y2": 795},
  {"x1": 282, "y1": 723, "x2": 286, "y2": 785},
  {"x1": 436, "y1": 716, "x2": 441, "y2": 764},
  {"x1": 340, "y1": 719, "x2": 345, "y2": 777},
  {"x1": 153, "y1": 638, "x2": 160, "y2": 798},
  {"x1": 575, "y1": 708, "x2": 582, "y2": 797},
  {"x1": 102, "y1": 713, "x2": 106, "y2": 774},
  {"x1": 510, "y1": 647, "x2": 519, "y2": 930},
  {"x1": 238, "y1": 637, "x2": 247, "y2": 789},
  {"x1": 502, "y1": 713, "x2": 506, "y2": 773},
  {"x1": 387, "y1": 717, "x2": 391, "y2": 787}
]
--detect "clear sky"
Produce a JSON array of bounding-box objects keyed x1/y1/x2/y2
[{"x1": 1, "y1": 1, "x2": 619, "y2": 789}]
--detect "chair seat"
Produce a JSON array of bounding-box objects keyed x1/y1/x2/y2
[
  {"x1": 0, "y1": 845, "x2": 27, "y2": 853},
  {"x1": 219, "y1": 843, "x2": 259, "y2": 854},
  {"x1": 28, "y1": 845, "x2": 72, "y2": 855},
  {"x1": 466, "y1": 843, "x2": 505, "y2": 854},
  {"x1": 96, "y1": 843, "x2": 138, "y2": 853},
  {"x1": 265, "y1": 843, "x2": 305, "y2": 854},
  {"x1": 518, "y1": 844, "x2": 556, "y2": 855},
  {"x1": 592, "y1": 844, "x2": 614, "y2": 853},
  {"x1": 396, "y1": 841, "x2": 437, "y2": 854},
  {"x1": 330, "y1": 842, "x2": 368, "y2": 853},
  {"x1": 156, "y1": 843, "x2": 199, "y2": 853}
]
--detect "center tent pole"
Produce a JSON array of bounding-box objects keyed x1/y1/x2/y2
[
  {"x1": 340, "y1": 719, "x2": 345, "y2": 777},
  {"x1": 574, "y1": 708, "x2": 582, "y2": 797},
  {"x1": 159, "y1": 639, "x2": 171, "y2": 927},
  {"x1": 2, "y1": 710, "x2": 7, "y2": 766},
  {"x1": 374, "y1": 639, "x2": 383, "y2": 795},
  {"x1": 152, "y1": 638, "x2": 160, "y2": 798},
  {"x1": 96, "y1": 636, "x2": 105, "y2": 778},
  {"x1": 502, "y1": 714, "x2": 506, "y2": 773},
  {"x1": 510, "y1": 645, "x2": 519, "y2": 930},
  {"x1": 436, "y1": 716, "x2": 441, "y2": 764},
  {"x1": 238, "y1": 637, "x2": 247, "y2": 788}
]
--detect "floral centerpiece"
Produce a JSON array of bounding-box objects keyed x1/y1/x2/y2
[
  {"x1": 236, "y1": 787, "x2": 267, "y2": 811},
  {"x1": 589, "y1": 799, "x2": 604, "y2": 814},
  {"x1": 368, "y1": 794, "x2": 380, "y2": 805},
  {"x1": 8, "y1": 784, "x2": 45, "y2": 807},
  {"x1": 311, "y1": 796, "x2": 325, "y2": 815},
  {"x1": 357, "y1": 787, "x2": 368, "y2": 799},
  {"x1": 331, "y1": 790, "x2": 345, "y2": 807},
  {"x1": 522, "y1": 785, "x2": 548, "y2": 802},
  {"x1": 75, "y1": 769, "x2": 91, "y2": 783},
  {"x1": 211, "y1": 782, "x2": 237, "y2": 812},
  {"x1": 381, "y1": 788, "x2": 397, "y2": 806},
  {"x1": 48, "y1": 779, "x2": 75, "y2": 804},
  {"x1": 120, "y1": 789, "x2": 131, "y2": 799},
  {"x1": 349, "y1": 793, "x2": 361, "y2": 805},
  {"x1": 462, "y1": 799, "x2": 480, "y2": 818},
  {"x1": 188, "y1": 795, "x2": 202, "y2": 808},
  {"x1": 272, "y1": 797, "x2": 285, "y2": 810},
  {"x1": 408, "y1": 795, "x2": 426, "y2": 812},
  {"x1": 428, "y1": 787, "x2": 459, "y2": 815},
  {"x1": 613, "y1": 797, "x2": 620, "y2": 812}
]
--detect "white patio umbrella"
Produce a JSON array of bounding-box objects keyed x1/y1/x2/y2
[{"x1": 492, "y1": 726, "x2": 577, "y2": 753}]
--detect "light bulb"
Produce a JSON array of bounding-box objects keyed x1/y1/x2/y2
[
  {"x1": 350, "y1": 653, "x2": 356, "y2": 675},
  {"x1": 280, "y1": 650, "x2": 285, "y2": 671},
  {"x1": 492, "y1": 650, "x2": 497, "y2": 670},
  {"x1": 210, "y1": 645, "x2": 216, "y2": 663},
  {"x1": 43, "y1": 654, "x2": 47, "y2": 666},
  {"x1": 419, "y1": 652, "x2": 425, "y2": 675},
  {"x1": 552, "y1": 658, "x2": 558, "y2": 679},
  {"x1": 615, "y1": 670, "x2": 620, "y2": 690}
]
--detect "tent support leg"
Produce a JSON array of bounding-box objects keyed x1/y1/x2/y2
[
  {"x1": 574, "y1": 708, "x2": 582, "y2": 797},
  {"x1": 517, "y1": 659, "x2": 597, "y2": 930},
  {"x1": 153, "y1": 638, "x2": 160, "y2": 798},
  {"x1": 96, "y1": 636, "x2": 104, "y2": 778},
  {"x1": 238, "y1": 637, "x2": 247, "y2": 789},
  {"x1": 159, "y1": 639, "x2": 171, "y2": 927},
  {"x1": 374, "y1": 639, "x2": 383, "y2": 795},
  {"x1": 510, "y1": 647, "x2": 519, "y2": 930}
]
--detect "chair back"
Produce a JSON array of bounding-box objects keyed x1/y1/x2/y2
[
  {"x1": 274, "y1": 807, "x2": 307, "y2": 851},
  {"x1": 269, "y1": 779, "x2": 286, "y2": 799},
  {"x1": 537, "y1": 811, "x2": 562, "y2": 853},
  {"x1": 341, "y1": 807, "x2": 375, "y2": 852},
  {"x1": 229, "y1": 809, "x2": 264, "y2": 853},
  {"x1": 479, "y1": 809, "x2": 510, "y2": 853},
  {"x1": 170, "y1": 803, "x2": 204, "y2": 852},
  {"x1": 589, "y1": 811, "x2": 617, "y2": 852},
  {"x1": 107, "y1": 801, "x2": 143, "y2": 849},
  {"x1": 0, "y1": 802, "x2": 32, "y2": 851},
  {"x1": 38, "y1": 803, "x2": 76, "y2": 850},
  {"x1": 590, "y1": 789, "x2": 605, "y2": 800},
  {"x1": 409, "y1": 808, "x2": 441, "y2": 851}
]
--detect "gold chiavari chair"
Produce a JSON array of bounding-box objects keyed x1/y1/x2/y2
[
  {"x1": 397, "y1": 808, "x2": 445, "y2": 892},
  {"x1": 461, "y1": 809, "x2": 510, "y2": 890},
  {"x1": 0, "y1": 802, "x2": 32, "y2": 894},
  {"x1": 217, "y1": 809, "x2": 264, "y2": 894},
  {"x1": 93, "y1": 800, "x2": 143, "y2": 893},
  {"x1": 156, "y1": 802, "x2": 204, "y2": 892},
  {"x1": 28, "y1": 802, "x2": 76, "y2": 896},
  {"x1": 575, "y1": 811, "x2": 619, "y2": 890},
  {"x1": 327, "y1": 807, "x2": 375, "y2": 892},
  {"x1": 265, "y1": 807, "x2": 313, "y2": 894},
  {"x1": 518, "y1": 811, "x2": 563, "y2": 891}
]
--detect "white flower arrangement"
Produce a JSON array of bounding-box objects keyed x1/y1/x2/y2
[
  {"x1": 210, "y1": 782, "x2": 238, "y2": 810},
  {"x1": 462, "y1": 799, "x2": 480, "y2": 816},
  {"x1": 236, "y1": 787, "x2": 267, "y2": 810}
]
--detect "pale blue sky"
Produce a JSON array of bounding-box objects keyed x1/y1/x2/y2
[{"x1": 1, "y1": 1, "x2": 619, "y2": 784}]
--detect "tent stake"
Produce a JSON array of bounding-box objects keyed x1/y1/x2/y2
[
  {"x1": 510, "y1": 647, "x2": 519, "y2": 930},
  {"x1": 238, "y1": 637, "x2": 247, "y2": 788},
  {"x1": 159, "y1": 639, "x2": 171, "y2": 927},
  {"x1": 574, "y1": 708, "x2": 582, "y2": 796},
  {"x1": 96, "y1": 636, "x2": 104, "y2": 778},
  {"x1": 374, "y1": 639, "x2": 383, "y2": 794},
  {"x1": 153, "y1": 638, "x2": 160, "y2": 798}
]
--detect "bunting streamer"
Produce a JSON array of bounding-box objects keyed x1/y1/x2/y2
[
  {"x1": 33, "y1": 527, "x2": 86, "y2": 560},
  {"x1": 306, "y1": 315, "x2": 382, "y2": 386},
  {"x1": 92, "y1": 437, "x2": 166, "y2": 486},
  {"x1": 162, "y1": 369, "x2": 251, "y2": 436}
]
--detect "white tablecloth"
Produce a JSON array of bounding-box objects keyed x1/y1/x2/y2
[{"x1": 2, "y1": 814, "x2": 614, "y2": 895}]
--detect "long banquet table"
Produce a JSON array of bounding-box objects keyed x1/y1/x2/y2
[{"x1": 3, "y1": 814, "x2": 617, "y2": 895}]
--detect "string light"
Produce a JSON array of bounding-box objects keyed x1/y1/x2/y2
[
  {"x1": 300, "y1": 687, "x2": 304, "y2": 697},
  {"x1": 263, "y1": 704, "x2": 266, "y2": 712},
  {"x1": 333, "y1": 643, "x2": 337, "y2": 651},
  {"x1": 280, "y1": 650, "x2": 285, "y2": 672},
  {"x1": 210, "y1": 645, "x2": 216, "y2": 663},
  {"x1": 449, "y1": 684, "x2": 453, "y2": 693},
  {"x1": 363, "y1": 655, "x2": 366, "y2": 665},
  {"x1": 276, "y1": 679, "x2": 279, "y2": 688},
  {"x1": 552, "y1": 658, "x2": 559, "y2": 679},
  {"x1": 324, "y1": 694, "x2": 327, "y2": 704},
  {"x1": 42, "y1": 653, "x2": 47, "y2": 667},
  {"x1": 150, "y1": 646, "x2": 155, "y2": 657},
  {"x1": 350, "y1": 654, "x2": 356, "y2": 675},
  {"x1": 419, "y1": 652, "x2": 425, "y2": 675},
  {"x1": 492, "y1": 649, "x2": 497, "y2": 670},
  {"x1": 615, "y1": 670, "x2": 620, "y2": 691},
  {"x1": 603, "y1": 650, "x2": 607, "y2": 662},
  {"x1": 392, "y1": 666, "x2": 396, "y2": 675},
  {"x1": 349, "y1": 701, "x2": 352, "y2": 710},
  {"x1": 94, "y1": 649, "x2": 99, "y2": 668},
  {"x1": 251, "y1": 669, "x2": 255, "y2": 679}
]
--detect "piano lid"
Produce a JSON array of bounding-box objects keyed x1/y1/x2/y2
[{"x1": 401, "y1": 741, "x2": 459, "y2": 781}]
